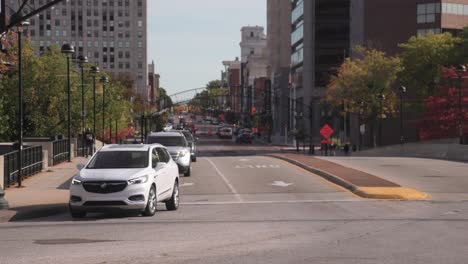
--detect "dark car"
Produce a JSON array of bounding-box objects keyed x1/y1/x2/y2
[
  {"x1": 235, "y1": 129, "x2": 253, "y2": 144},
  {"x1": 174, "y1": 124, "x2": 185, "y2": 130}
]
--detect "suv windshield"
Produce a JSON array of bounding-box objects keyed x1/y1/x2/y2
[
  {"x1": 181, "y1": 131, "x2": 194, "y2": 141},
  {"x1": 87, "y1": 151, "x2": 148, "y2": 169},
  {"x1": 148, "y1": 136, "x2": 187, "y2": 147}
]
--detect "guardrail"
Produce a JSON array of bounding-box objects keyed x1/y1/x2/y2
[
  {"x1": 3, "y1": 146, "x2": 43, "y2": 188},
  {"x1": 52, "y1": 139, "x2": 69, "y2": 165}
]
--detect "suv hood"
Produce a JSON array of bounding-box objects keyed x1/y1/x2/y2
[
  {"x1": 78, "y1": 168, "x2": 148, "y2": 181},
  {"x1": 166, "y1": 146, "x2": 190, "y2": 154}
]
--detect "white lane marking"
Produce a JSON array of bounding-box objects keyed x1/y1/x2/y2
[
  {"x1": 180, "y1": 182, "x2": 195, "y2": 187},
  {"x1": 206, "y1": 158, "x2": 243, "y2": 202},
  {"x1": 235, "y1": 164, "x2": 281, "y2": 169},
  {"x1": 239, "y1": 158, "x2": 250, "y2": 162},
  {"x1": 181, "y1": 200, "x2": 360, "y2": 205},
  {"x1": 271, "y1": 181, "x2": 294, "y2": 187}
]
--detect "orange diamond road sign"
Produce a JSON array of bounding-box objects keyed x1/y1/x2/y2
[{"x1": 320, "y1": 124, "x2": 334, "y2": 139}]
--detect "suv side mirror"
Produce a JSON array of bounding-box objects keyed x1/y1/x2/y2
[{"x1": 155, "y1": 162, "x2": 166, "y2": 169}]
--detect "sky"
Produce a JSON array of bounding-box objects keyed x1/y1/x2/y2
[{"x1": 147, "y1": 0, "x2": 266, "y2": 96}]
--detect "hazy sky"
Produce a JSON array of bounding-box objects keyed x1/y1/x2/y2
[{"x1": 147, "y1": 0, "x2": 266, "y2": 96}]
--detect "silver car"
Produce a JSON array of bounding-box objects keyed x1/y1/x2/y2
[{"x1": 147, "y1": 132, "x2": 192, "y2": 177}]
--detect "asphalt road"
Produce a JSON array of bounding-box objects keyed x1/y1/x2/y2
[{"x1": 1, "y1": 135, "x2": 468, "y2": 264}]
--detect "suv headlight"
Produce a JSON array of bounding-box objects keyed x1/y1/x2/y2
[
  {"x1": 128, "y1": 175, "x2": 149, "y2": 185},
  {"x1": 178, "y1": 149, "x2": 189, "y2": 157},
  {"x1": 71, "y1": 178, "x2": 82, "y2": 185}
]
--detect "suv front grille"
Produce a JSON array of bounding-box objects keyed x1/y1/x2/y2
[
  {"x1": 83, "y1": 201, "x2": 127, "y2": 206},
  {"x1": 83, "y1": 181, "x2": 128, "y2": 194}
]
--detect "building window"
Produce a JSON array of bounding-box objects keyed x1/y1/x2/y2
[
  {"x1": 417, "y1": 3, "x2": 440, "y2": 24},
  {"x1": 417, "y1": 28, "x2": 442, "y2": 36},
  {"x1": 138, "y1": 20, "x2": 143, "y2": 27},
  {"x1": 442, "y1": 3, "x2": 468, "y2": 15}
]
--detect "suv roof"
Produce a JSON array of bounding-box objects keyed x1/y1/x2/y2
[
  {"x1": 148, "y1": 131, "x2": 185, "y2": 137},
  {"x1": 100, "y1": 144, "x2": 163, "y2": 152}
]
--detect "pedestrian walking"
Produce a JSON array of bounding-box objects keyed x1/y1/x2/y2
[
  {"x1": 344, "y1": 142, "x2": 350, "y2": 156},
  {"x1": 84, "y1": 128, "x2": 94, "y2": 158}
]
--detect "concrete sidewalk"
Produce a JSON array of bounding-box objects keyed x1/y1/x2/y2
[
  {"x1": 268, "y1": 153, "x2": 428, "y2": 200},
  {"x1": 0, "y1": 157, "x2": 88, "y2": 222}
]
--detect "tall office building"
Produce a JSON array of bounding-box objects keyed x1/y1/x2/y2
[
  {"x1": 267, "y1": 0, "x2": 291, "y2": 143},
  {"x1": 9, "y1": 0, "x2": 148, "y2": 97},
  {"x1": 290, "y1": 0, "x2": 468, "y2": 145},
  {"x1": 290, "y1": 0, "x2": 351, "y2": 142}
]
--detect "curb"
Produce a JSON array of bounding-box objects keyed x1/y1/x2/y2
[
  {"x1": 0, "y1": 204, "x2": 68, "y2": 223},
  {"x1": 266, "y1": 154, "x2": 429, "y2": 200}
]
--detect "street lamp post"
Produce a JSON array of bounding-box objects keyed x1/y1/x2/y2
[
  {"x1": 358, "y1": 101, "x2": 365, "y2": 151},
  {"x1": 61, "y1": 44, "x2": 75, "y2": 162},
  {"x1": 77, "y1": 55, "x2": 88, "y2": 156},
  {"x1": 100, "y1": 76, "x2": 109, "y2": 145},
  {"x1": 16, "y1": 21, "x2": 29, "y2": 188},
  {"x1": 399, "y1": 86, "x2": 407, "y2": 145},
  {"x1": 378, "y1": 94, "x2": 386, "y2": 147},
  {"x1": 456, "y1": 65, "x2": 466, "y2": 144},
  {"x1": 308, "y1": 100, "x2": 314, "y2": 155},
  {"x1": 90, "y1": 66, "x2": 100, "y2": 153}
]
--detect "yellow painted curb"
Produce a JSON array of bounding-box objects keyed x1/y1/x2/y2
[{"x1": 354, "y1": 187, "x2": 429, "y2": 200}]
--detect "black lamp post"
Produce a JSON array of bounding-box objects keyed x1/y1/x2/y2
[
  {"x1": 399, "y1": 86, "x2": 407, "y2": 145},
  {"x1": 378, "y1": 94, "x2": 386, "y2": 147},
  {"x1": 61, "y1": 44, "x2": 75, "y2": 162},
  {"x1": 308, "y1": 100, "x2": 314, "y2": 155},
  {"x1": 90, "y1": 65, "x2": 100, "y2": 153},
  {"x1": 455, "y1": 65, "x2": 466, "y2": 144},
  {"x1": 15, "y1": 21, "x2": 29, "y2": 188},
  {"x1": 358, "y1": 101, "x2": 366, "y2": 151},
  {"x1": 77, "y1": 55, "x2": 88, "y2": 155},
  {"x1": 100, "y1": 76, "x2": 109, "y2": 145}
]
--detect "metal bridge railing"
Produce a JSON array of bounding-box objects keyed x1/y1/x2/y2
[{"x1": 3, "y1": 146, "x2": 43, "y2": 188}]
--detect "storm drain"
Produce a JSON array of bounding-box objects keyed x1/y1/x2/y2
[{"x1": 34, "y1": 239, "x2": 116, "y2": 245}]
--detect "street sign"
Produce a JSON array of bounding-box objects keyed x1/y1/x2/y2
[{"x1": 320, "y1": 124, "x2": 334, "y2": 139}]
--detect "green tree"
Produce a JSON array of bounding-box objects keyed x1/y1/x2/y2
[
  {"x1": 325, "y1": 47, "x2": 402, "y2": 146},
  {"x1": 399, "y1": 32, "x2": 462, "y2": 98}
]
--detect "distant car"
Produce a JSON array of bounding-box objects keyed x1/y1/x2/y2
[
  {"x1": 163, "y1": 124, "x2": 173, "y2": 131},
  {"x1": 174, "y1": 124, "x2": 185, "y2": 130},
  {"x1": 69, "y1": 144, "x2": 180, "y2": 218},
  {"x1": 218, "y1": 127, "x2": 233, "y2": 139},
  {"x1": 235, "y1": 129, "x2": 253, "y2": 144},
  {"x1": 211, "y1": 119, "x2": 220, "y2": 125},
  {"x1": 147, "y1": 132, "x2": 192, "y2": 176}
]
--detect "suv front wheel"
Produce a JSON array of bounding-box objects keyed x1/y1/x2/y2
[{"x1": 142, "y1": 186, "x2": 157, "y2": 216}]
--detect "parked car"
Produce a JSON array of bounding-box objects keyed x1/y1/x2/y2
[
  {"x1": 235, "y1": 129, "x2": 253, "y2": 144},
  {"x1": 171, "y1": 129, "x2": 198, "y2": 162},
  {"x1": 217, "y1": 127, "x2": 233, "y2": 139},
  {"x1": 69, "y1": 144, "x2": 180, "y2": 218},
  {"x1": 147, "y1": 132, "x2": 192, "y2": 176}
]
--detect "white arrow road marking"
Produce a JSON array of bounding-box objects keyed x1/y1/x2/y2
[
  {"x1": 180, "y1": 182, "x2": 194, "y2": 187},
  {"x1": 239, "y1": 158, "x2": 250, "y2": 162},
  {"x1": 271, "y1": 181, "x2": 294, "y2": 187}
]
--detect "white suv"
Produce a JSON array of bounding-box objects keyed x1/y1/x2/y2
[{"x1": 69, "y1": 144, "x2": 180, "y2": 218}]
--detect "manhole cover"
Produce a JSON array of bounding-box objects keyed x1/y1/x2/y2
[{"x1": 34, "y1": 239, "x2": 115, "y2": 245}]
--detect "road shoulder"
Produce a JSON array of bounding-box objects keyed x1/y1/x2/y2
[{"x1": 267, "y1": 154, "x2": 428, "y2": 200}]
